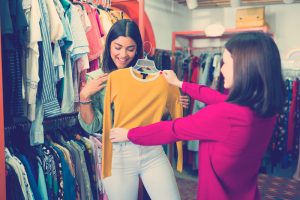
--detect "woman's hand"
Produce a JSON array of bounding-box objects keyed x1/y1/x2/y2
[
  {"x1": 162, "y1": 70, "x2": 183, "y2": 88},
  {"x1": 179, "y1": 95, "x2": 190, "y2": 109},
  {"x1": 80, "y1": 73, "x2": 108, "y2": 99},
  {"x1": 110, "y1": 128, "x2": 130, "y2": 142}
]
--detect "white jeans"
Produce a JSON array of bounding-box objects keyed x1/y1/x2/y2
[{"x1": 102, "y1": 142, "x2": 181, "y2": 200}]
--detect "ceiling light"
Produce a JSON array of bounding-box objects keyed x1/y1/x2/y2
[{"x1": 186, "y1": 0, "x2": 198, "y2": 10}]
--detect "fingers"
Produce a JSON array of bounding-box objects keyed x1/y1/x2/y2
[
  {"x1": 182, "y1": 103, "x2": 189, "y2": 109},
  {"x1": 95, "y1": 74, "x2": 108, "y2": 83},
  {"x1": 109, "y1": 128, "x2": 129, "y2": 143},
  {"x1": 109, "y1": 129, "x2": 118, "y2": 142},
  {"x1": 162, "y1": 70, "x2": 172, "y2": 78},
  {"x1": 180, "y1": 96, "x2": 189, "y2": 103},
  {"x1": 98, "y1": 84, "x2": 106, "y2": 91},
  {"x1": 179, "y1": 95, "x2": 190, "y2": 109},
  {"x1": 162, "y1": 71, "x2": 169, "y2": 79},
  {"x1": 98, "y1": 73, "x2": 109, "y2": 78}
]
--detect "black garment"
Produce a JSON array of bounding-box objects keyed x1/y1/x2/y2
[
  {"x1": 2, "y1": 50, "x2": 24, "y2": 123},
  {"x1": 6, "y1": 163, "x2": 26, "y2": 200},
  {"x1": 161, "y1": 52, "x2": 171, "y2": 70},
  {"x1": 0, "y1": 0, "x2": 13, "y2": 34},
  {"x1": 1, "y1": 0, "x2": 28, "y2": 123},
  {"x1": 2, "y1": 0, "x2": 27, "y2": 50}
]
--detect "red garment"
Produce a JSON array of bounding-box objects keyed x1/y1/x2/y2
[
  {"x1": 287, "y1": 80, "x2": 298, "y2": 151},
  {"x1": 88, "y1": 59, "x2": 99, "y2": 72},
  {"x1": 83, "y1": 3, "x2": 104, "y2": 61},
  {"x1": 128, "y1": 82, "x2": 276, "y2": 200}
]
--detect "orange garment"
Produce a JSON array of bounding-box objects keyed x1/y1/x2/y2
[{"x1": 102, "y1": 67, "x2": 183, "y2": 178}]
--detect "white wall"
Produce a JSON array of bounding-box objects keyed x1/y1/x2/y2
[
  {"x1": 145, "y1": 1, "x2": 300, "y2": 60},
  {"x1": 190, "y1": 4, "x2": 300, "y2": 60},
  {"x1": 145, "y1": 0, "x2": 192, "y2": 50}
]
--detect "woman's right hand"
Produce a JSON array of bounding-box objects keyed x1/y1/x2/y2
[
  {"x1": 162, "y1": 70, "x2": 183, "y2": 88},
  {"x1": 80, "y1": 73, "x2": 109, "y2": 99}
]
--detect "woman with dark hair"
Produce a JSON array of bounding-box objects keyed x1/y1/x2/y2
[
  {"x1": 110, "y1": 32, "x2": 286, "y2": 200},
  {"x1": 79, "y1": 19, "x2": 185, "y2": 200}
]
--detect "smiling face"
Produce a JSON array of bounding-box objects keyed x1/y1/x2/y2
[
  {"x1": 110, "y1": 36, "x2": 137, "y2": 69},
  {"x1": 221, "y1": 49, "x2": 234, "y2": 89}
]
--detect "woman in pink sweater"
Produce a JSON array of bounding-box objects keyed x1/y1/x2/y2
[{"x1": 109, "y1": 31, "x2": 286, "y2": 200}]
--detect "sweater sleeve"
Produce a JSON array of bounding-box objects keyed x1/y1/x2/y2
[
  {"x1": 78, "y1": 103, "x2": 103, "y2": 134},
  {"x1": 182, "y1": 82, "x2": 227, "y2": 105},
  {"x1": 78, "y1": 85, "x2": 105, "y2": 134},
  {"x1": 166, "y1": 84, "x2": 183, "y2": 172},
  {"x1": 128, "y1": 104, "x2": 230, "y2": 145},
  {"x1": 102, "y1": 75, "x2": 113, "y2": 178}
]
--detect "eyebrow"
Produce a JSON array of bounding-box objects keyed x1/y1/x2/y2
[{"x1": 114, "y1": 42, "x2": 136, "y2": 48}]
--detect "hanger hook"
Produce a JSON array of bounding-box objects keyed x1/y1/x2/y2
[{"x1": 143, "y1": 41, "x2": 152, "y2": 58}]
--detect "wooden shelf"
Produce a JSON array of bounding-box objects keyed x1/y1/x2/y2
[{"x1": 172, "y1": 26, "x2": 272, "y2": 52}]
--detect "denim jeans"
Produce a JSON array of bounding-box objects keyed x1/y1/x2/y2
[{"x1": 102, "y1": 142, "x2": 181, "y2": 200}]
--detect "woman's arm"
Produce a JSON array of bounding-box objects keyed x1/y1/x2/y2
[
  {"x1": 182, "y1": 82, "x2": 227, "y2": 105},
  {"x1": 78, "y1": 73, "x2": 108, "y2": 133},
  {"x1": 110, "y1": 103, "x2": 231, "y2": 144},
  {"x1": 163, "y1": 70, "x2": 227, "y2": 105}
]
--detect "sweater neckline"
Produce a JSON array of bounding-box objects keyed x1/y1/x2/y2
[{"x1": 129, "y1": 67, "x2": 160, "y2": 82}]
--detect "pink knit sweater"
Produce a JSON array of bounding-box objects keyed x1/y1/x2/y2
[{"x1": 128, "y1": 82, "x2": 276, "y2": 200}]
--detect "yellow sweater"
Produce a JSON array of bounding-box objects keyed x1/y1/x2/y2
[{"x1": 102, "y1": 67, "x2": 183, "y2": 178}]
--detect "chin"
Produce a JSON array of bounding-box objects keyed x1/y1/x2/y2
[
  {"x1": 223, "y1": 84, "x2": 230, "y2": 89},
  {"x1": 116, "y1": 64, "x2": 127, "y2": 69}
]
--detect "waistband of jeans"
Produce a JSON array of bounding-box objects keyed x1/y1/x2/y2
[{"x1": 112, "y1": 141, "x2": 134, "y2": 146}]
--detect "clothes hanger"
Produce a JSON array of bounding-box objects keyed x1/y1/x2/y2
[
  {"x1": 133, "y1": 41, "x2": 159, "y2": 75},
  {"x1": 72, "y1": 1, "x2": 85, "y2": 10}
]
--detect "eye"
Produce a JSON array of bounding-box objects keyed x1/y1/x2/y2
[{"x1": 127, "y1": 47, "x2": 136, "y2": 52}]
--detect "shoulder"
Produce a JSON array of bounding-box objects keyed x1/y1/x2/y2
[
  {"x1": 201, "y1": 102, "x2": 255, "y2": 123},
  {"x1": 109, "y1": 68, "x2": 130, "y2": 79},
  {"x1": 203, "y1": 102, "x2": 251, "y2": 113}
]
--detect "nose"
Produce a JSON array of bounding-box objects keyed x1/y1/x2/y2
[
  {"x1": 220, "y1": 65, "x2": 224, "y2": 75},
  {"x1": 120, "y1": 49, "x2": 127, "y2": 57}
]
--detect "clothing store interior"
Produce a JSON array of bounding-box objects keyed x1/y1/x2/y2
[{"x1": 1, "y1": 0, "x2": 300, "y2": 199}]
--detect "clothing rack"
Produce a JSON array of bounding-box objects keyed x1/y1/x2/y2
[
  {"x1": 4, "y1": 113, "x2": 79, "y2": 150},
  {"x1": 283, "y1": 68, "x2": 300, "y2": 80},
  {"x1": 4, "y1": 112, "x2": 78, "y2": 132},
  {"x1": 0, "y1": 0, "x2": 147, "y2": 198}
]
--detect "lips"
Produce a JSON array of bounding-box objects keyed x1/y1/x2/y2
[{"x1": 118, "y1": 57, "x2": 128, "y2": 63}]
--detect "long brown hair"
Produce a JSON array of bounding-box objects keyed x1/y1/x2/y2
[
  {"x1": 102, "y1": 19, "x2": 143, "y2": 73},
  {"x1": 225, "y1": 32, "x2": 285, "y2": 117}
]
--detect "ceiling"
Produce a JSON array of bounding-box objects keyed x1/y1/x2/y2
[{"x1": 173, "y1": 0, "x2": 300, "y2": 9}]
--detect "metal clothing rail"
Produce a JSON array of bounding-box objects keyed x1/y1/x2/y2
[{"x1": 4, "y1": 112, "x2": 79, "y2": 131}]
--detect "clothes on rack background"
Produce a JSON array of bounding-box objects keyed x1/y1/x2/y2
[
  {"x1": 261, "y1": 68, "x2": 300, "y2": 179},
  {"x1": 152, "y1": 49, "x2": 172, "y2": 70},
  {"x1": 4, "y1": 115, "x2": 108, "y2": 200},
  {"x1": 1, "y1": 0, "x2": 130, "y2": 146},
  {"x1": 171, "y1": 49, "x2": 224, "y2": 170}
]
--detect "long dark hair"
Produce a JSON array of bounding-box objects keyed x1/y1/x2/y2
[
  {"x1": 225, "y1": 32, "x2": 285, "y2": 117},
  {"x1": 102, "y1": 19, "x2": 143, "y2": 73}
]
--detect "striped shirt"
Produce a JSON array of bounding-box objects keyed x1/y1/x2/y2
[{"x1": 38, "y1": 0, "x2": 61, "y2": 117}]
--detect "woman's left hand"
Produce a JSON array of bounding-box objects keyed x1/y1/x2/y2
[
  {"x1": 179, "y1": 95, "x2": 190, "y2": 109},
  {"x1": 110, "y1": 128, "x2": 130, "y2": 142}
]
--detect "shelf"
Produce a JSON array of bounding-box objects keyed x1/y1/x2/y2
[
  {"x1": 173, "y1": 26, "x2": 271, "y2": 40},
  {"x1": 172, "y1": 26, "x2": 273, "y2": 54}
]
